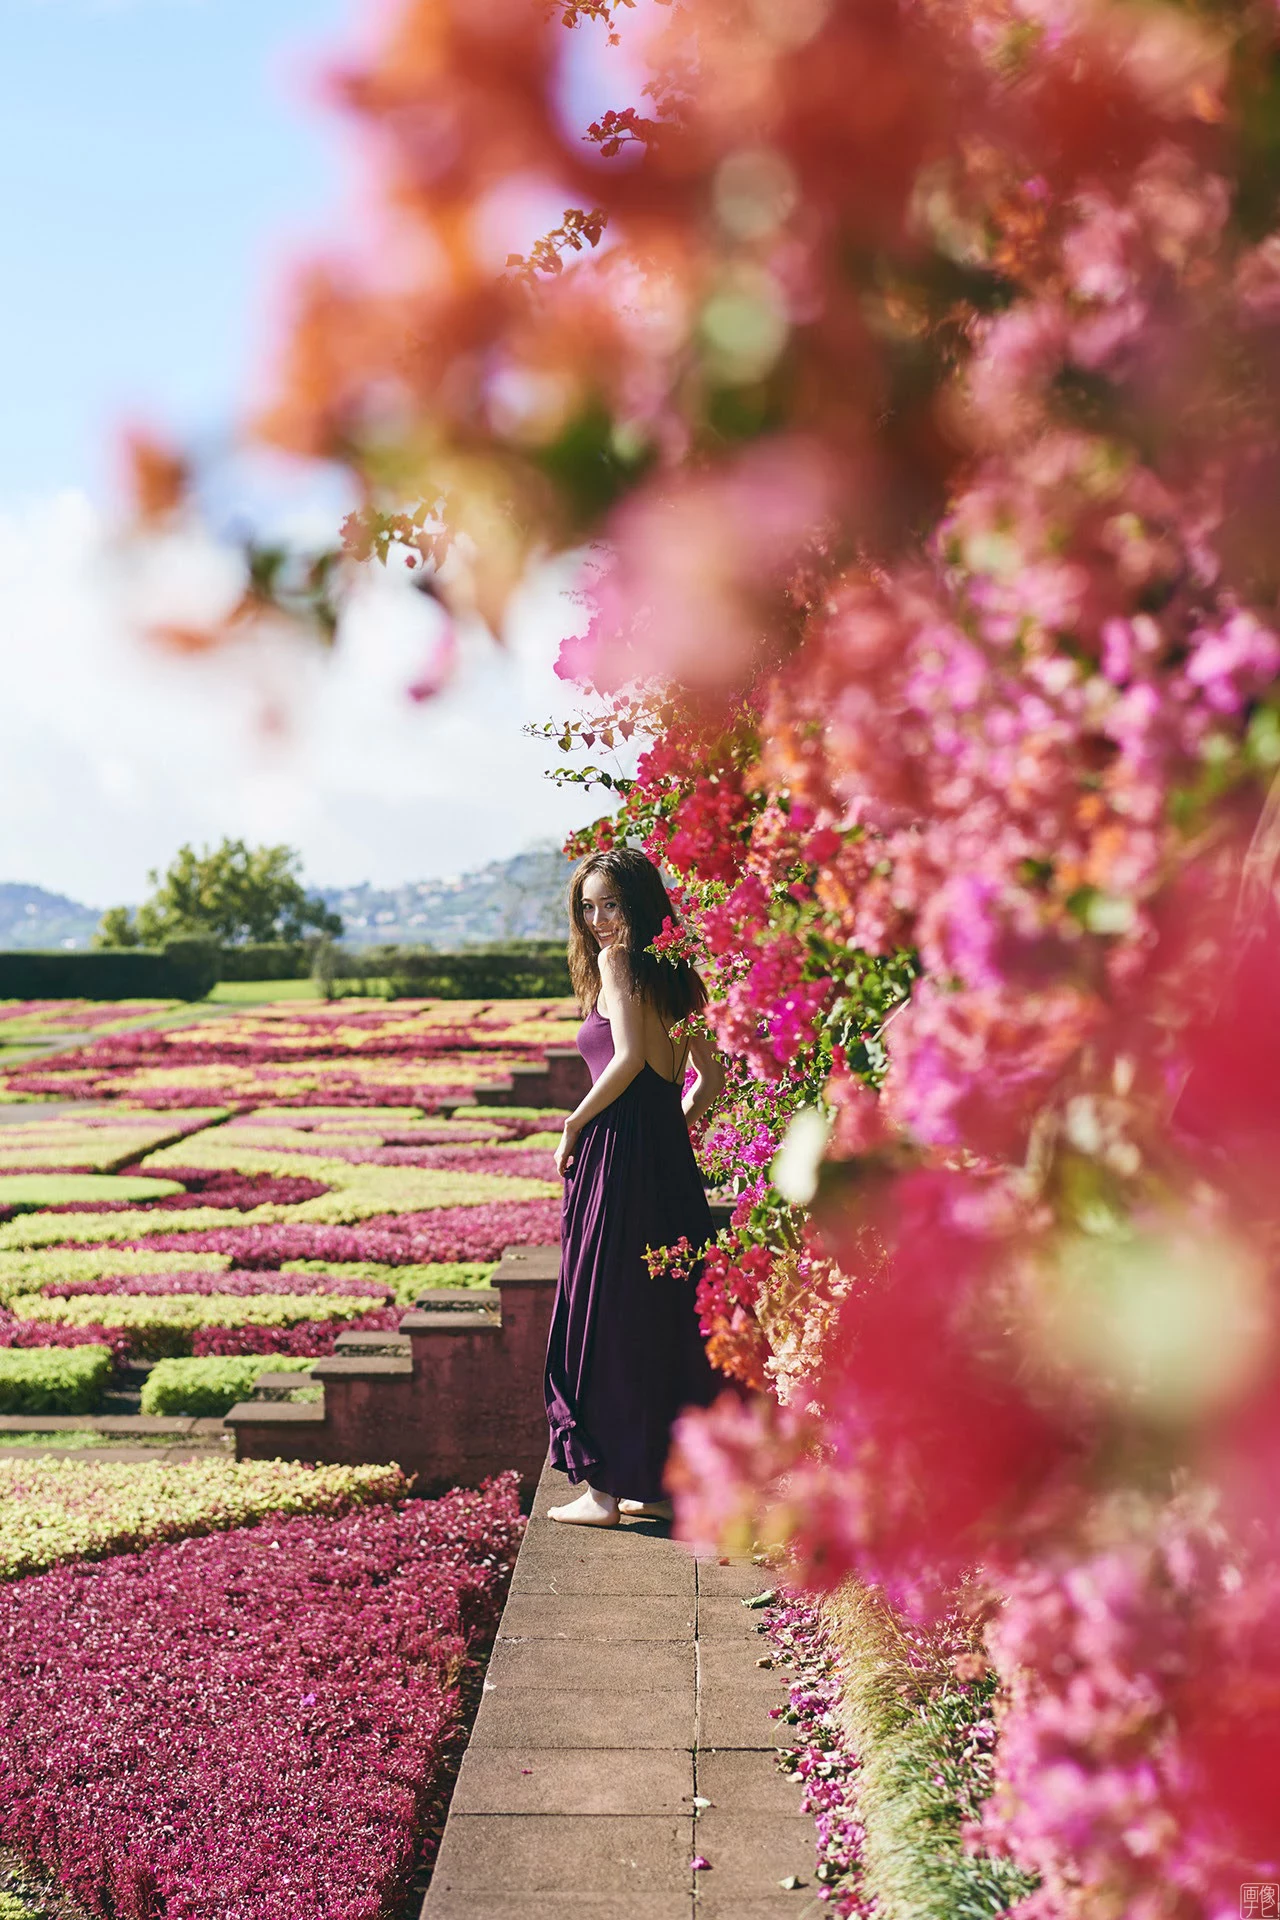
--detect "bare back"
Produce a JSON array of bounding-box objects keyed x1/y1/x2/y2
[{"x1": 595, "y1": 981, "x2": 689, "y2": 1084}]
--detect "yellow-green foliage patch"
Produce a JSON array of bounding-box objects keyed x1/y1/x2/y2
[
  {"x1": 0, "y1": 1456, "x2": 408, "y2": 1580},
  {"x1": 0, "y1": 1247, "x2": 231, "y2": 1307},
  {"x1": 0, "y1": 1174, "x2": 183, "y2": 1208},
  {"x1": 0, "y1": 1159, "x2": 556, "y2": 1249},
  {"x1": 7, "y1": 1292, "x2": 384, "y2": 1360},
  {"x1": 0, "y1": 1207, "x2": 271, "y2": 1250},
  {"x1": 0, "y1": 1106, "x2": 225, "y2": 1172},
  {"x1": 140, "y1": 1354, "x2": 315, "y2": 1417},
  {"x1": 280, "y1": 1258, "x2": 496, "y2": 1303},
  {"x1": 0, "y1": 1346, "x2": 113, "y2": 1416}
]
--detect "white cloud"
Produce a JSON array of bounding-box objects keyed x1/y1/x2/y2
[{"x1": 0, "y1": 491, "x2": 601, "y2": 905}]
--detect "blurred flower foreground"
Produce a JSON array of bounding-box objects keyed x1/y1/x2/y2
[{"x1": 139, "y1": 0, "x2": 1280, "y2": 1907}]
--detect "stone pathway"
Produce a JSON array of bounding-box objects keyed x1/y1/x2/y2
[{"x1": 423, "y1": 1461, "x2": 826, "y2": 1919}]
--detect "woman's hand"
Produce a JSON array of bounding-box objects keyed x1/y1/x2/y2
[{"x1": 555, "y1": 1122, "x2": 580, "y2": 1178}]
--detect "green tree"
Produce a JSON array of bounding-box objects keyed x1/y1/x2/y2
[
  {"x1": 95, "y1": 840, "x2": 343, "y2": 948},
  {"x1": 93, "y1": 906, "x2": 141, "y2": 949}
]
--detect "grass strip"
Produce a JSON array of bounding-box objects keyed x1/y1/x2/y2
[{"x1": 821, "y1": 1581, "x2": 1036, "y2": 1920}]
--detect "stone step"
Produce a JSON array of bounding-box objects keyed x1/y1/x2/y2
[
  {"x1": 0, "y1": 1413, "x2": 222, "y2": 1436},
  {"x1": 491, "y1": 1245, "x2": 560, "y2": 1285},
  {"x1": 228, "y1": 1242, "x2": 562, "y2": 1480},
  {"x1": 473, "y1": 1065, "x2": 550, "y2": 1108},
  {"x1": 225, "y1": 1399, "x2": 327, "y2": 1434},
  {"x1": 399, "y1": 1309, "x2": 499, "y2": 1337},
  {"x1": 333, "y1": 1330, "x2": 413, "y2": 1355},
  {"x1": 251, "y1": 1372, "x2": 322, "y2": 1399},
  {"x1": 406, "y1": 1289, "x2": 498, "y2": 1315},
  {"x1": 311, "y1": 1355, "x2": 413, "y2": 1382}
]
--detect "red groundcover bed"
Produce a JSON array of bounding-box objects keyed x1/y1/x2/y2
[{"x1": 0, "y1": 1476, "x2": 522, "y2": 1920}]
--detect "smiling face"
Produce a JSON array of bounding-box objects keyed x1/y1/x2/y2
[{"x1": 580, "y1": 870, "x2": 626, "y2": 952}]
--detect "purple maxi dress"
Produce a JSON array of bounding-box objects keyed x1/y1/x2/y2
[{"x1": 544, "y1": 1004, "x2": 720, "y2": 1501}]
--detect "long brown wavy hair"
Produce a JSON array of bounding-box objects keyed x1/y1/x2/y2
[{"x1": 567, "y1": 848, "x2": 709, "y2": 1026}]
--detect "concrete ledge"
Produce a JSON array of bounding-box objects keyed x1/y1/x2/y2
[
  {"x1": 0, "y1": 1415, "x2": 197, "y2": 1435},
  {"x1": 0, "y1": 1445, "x2": 225, "y2": 1464},
  {"x1": 491, "y1": 1246, "x2": 560, "y2": 1284},
  {"x1": 403, "y1": 1290, "x2": 497, "y2": 1314},
  {"x1": 225, "y1": 1400, "x2": 327, "y2": 1429},
  {"x1": 332, "y1": 1331, "x2": 413, "y2": 1354},
  {"x1": 252, "y1": 1373, "x2": 318, "y2": 1398},
  {"x1": 310, "y1": 1356, "x2": 414, "y2": 1382},
  {"x1": 399, "y1": 1311, "x2": 500, "y2": 1336}
]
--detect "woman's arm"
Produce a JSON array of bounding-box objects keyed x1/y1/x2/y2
[
  {"x1": 681, "y1": 1028, "x2": 726, "y2": 1129},
  {"x1": 555, "y1": 947, "x2": 647, "y2": 1175}
]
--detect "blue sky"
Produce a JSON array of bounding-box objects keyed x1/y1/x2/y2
[
  {"x1": 0, "y1": 0, "x2": 605, "y2": 904},
  {"x1": 0, "y1": 0, "x2": 353, "y2": 506}
]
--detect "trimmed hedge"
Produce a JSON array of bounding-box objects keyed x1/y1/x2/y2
[
  {"x1": 369, "y1": 943, "x2": 572, "y2": 999},
  {"x1": 140, "y1": 1355, "x2": 315, "y2": 1417},
  {"x1": 0, "y1": 946, "x2": 217, "y2": 1002},
  {"x1": 0, "y1": 1345, "x2": 113, "y2": 1415},
  {"x1": 216, "y1": 943, "x2": 311, "y2": 982}
]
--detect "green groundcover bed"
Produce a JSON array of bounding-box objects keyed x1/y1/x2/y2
[
  {"x1": 0, "y1": 1348, "x2": 112, "y2": 1417},
  {"x1": 140, "y1": 1355, "x2": 316, "y2": 1418},
  {"x1": 0, "y1": 1176, "x2": 182, "y2": 1210}
]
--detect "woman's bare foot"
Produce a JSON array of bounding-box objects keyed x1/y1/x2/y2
[
  {"x1": 548, "y1": 1485, "x2": 620, "y2": 1527},
  {"x1": 618, "y1": 1497, "x2": 674, "y2": 1521}
]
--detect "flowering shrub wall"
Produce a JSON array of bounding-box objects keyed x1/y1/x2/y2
[{"x1": 104, "y1": 0, "x2": 1280, "y2": 1889}]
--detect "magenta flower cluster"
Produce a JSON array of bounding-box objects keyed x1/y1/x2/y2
[{"x1": 0, "y1": 1475, "x2": 523, "y2": 1920}]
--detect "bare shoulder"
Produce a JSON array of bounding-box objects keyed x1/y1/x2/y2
[{"x1": 598, "y1": 944, "x2": 635, "y2": 992}]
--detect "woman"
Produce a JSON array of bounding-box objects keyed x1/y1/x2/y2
[{"x1": 544, "y1": 847, "x2": 726, "y2": 1527}]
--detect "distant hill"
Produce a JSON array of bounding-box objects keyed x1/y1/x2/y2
[
  {"x1": 0, "y1": 884, "x2": 102, "y2": 951},
  {"x1": 0, "y1": 846, "x2": 578, "y2": 955},
  {"x1": 320, "y1": 845, "x2": 577, "y2": 949}
]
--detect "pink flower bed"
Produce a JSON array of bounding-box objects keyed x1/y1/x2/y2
[
  {"x1": 123, "y1": 1198, "x2": 561, "y2": 1266},
  {"x1": 45, "y1": 1270, "x2": 392, "y2": 1301},
  {"x1": 0, "y1": 1321, "x2": 132, "y2": 1367},
  {"x1": 0, "y1": 1476, "x2": 522, "y2": 1920},
  {"x1": 191, "y1": 1311, "x2": 403, "y2": 1357},
  {"x1": 0, "y1": 1074, "x2": 478, "y2": 1112},
  {"x1": 278, "y1": 1145, "x2": 556, "y2": 1178},
  {"x1": 29, "y1": 1170, "x2": 332, "y2": 1214}
]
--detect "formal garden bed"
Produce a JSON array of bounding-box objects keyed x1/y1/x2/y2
[
  {"x1": 0, "y1": 1458, "x2": 521, "y2": 1918},
  {"x1": 0, "y1": 998, "x2": 574, "y2": 1912},
  {"x1": 0, "y1": 1001, "x2": 570, "y2": 1400}
]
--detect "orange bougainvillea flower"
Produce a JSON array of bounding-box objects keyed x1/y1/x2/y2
[{"x1": 121, "y1": 428, "x2": 190, "y2": 526}]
